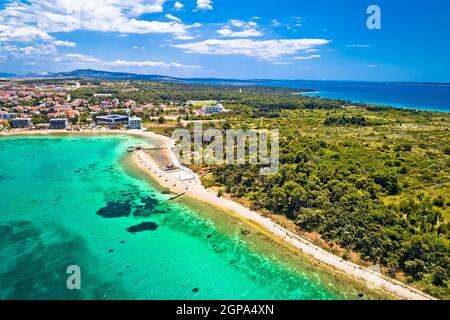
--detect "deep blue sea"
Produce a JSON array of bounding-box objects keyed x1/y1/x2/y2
[{"x1": 187, "y1": 79, "x2": 450, "y2": 113}]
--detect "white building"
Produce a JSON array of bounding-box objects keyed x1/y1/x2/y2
[
  {"x1": 202, "y1": 104, "x2": 226, "y2": 114},
  {"x1": 128, "y1": 116, "x2": 142, "y2": 130},
  {"x1": 93, "y1": 93, "x2": 112, "y2": 97}
]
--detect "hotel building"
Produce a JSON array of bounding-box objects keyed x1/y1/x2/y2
[
  {"x1": 49, "y1": 118, "x2": 69, "y2": 129},
  {"x1": 11, "y1": 118, "x2": 32, "y2": 129},
  {"x1": 128, "y1": 116, "x2": 142, "y2": 130},
  {"x1": 96, "y1": 115, "x2": 129, "y2": 127}
]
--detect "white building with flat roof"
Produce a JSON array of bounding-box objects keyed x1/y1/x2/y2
[
  {"x1": 128, "y1": 116, "x2": 142, "y2": 130},
  {"x1": 93, "y1": 93, "x2": 112, "y2": 97},
  {"x1": 202, "y1": 104, "x2": 226, "y2": 114}
]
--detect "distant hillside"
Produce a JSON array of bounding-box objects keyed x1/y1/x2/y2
[
  {"x1": 23, "y1": 69, "x2": 183, "y2": 82},
  {"x1": 0, "y1": 72, "x2": 17, "y2": 78},
  {"x1": 17, "y1": 69, "x2": 264, "y2": 84}
]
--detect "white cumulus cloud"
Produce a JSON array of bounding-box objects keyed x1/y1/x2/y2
[
  {"x1": 173, "y1": 38, "x2": 330, "y2": 61},
  {"x1": 62, "y1": 54, "x2": 202, "y2": 70},
  {"x1": 292, "y1": 55, "x2": 321, "y2": 60},
  {"x1": 0, "y1": 0, "x2": 196, "y2": 43},
  {"x1": 346, "y1": 44, "x2": 372, "y2": 48},
  {"x1": 175, "y1": 35, "x2": 195, "y2": 40},
  {"x1": 196, "y1": 0, "x2": 213, "y2": 11},
  {"x1": 105, "y1": 59, "x2": 202, "y2": 69},
  {"x1": 217, "y1": 20, "x2": 263, "y2": 38},
  {"x1": 174, "y1": 2, "x2": 184, "y2": 10},
  {"x1": 0, "y1": 43, "x2": 59, "y2": 64},
  {"x1": 166, "y1": 14, "x2": 182, "y2": 22},
  {"x1": 53, "y1": 40, "x2": 77, "y2": 47}
]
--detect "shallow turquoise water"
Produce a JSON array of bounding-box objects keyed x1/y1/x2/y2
[{"x1": 0, "y1": 135, "x2": 361, "y2": 300}]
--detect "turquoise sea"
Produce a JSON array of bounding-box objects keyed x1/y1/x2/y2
[{"x1": 0, "y1": 135, "x2": 381, "y2": 300}]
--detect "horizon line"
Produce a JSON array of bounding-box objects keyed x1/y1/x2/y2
[{"x1": 2, "y1": 68, "x2": 450, "y2": 85}]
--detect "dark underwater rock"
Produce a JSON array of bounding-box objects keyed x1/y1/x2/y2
[
  {"x1": 0, "y1": 223, "x2": 14, "y2": 240},
  {"x1": 132, "y1": 208, "x2": 151, "y2": 217},
  {"x1": 18, "y1": 221, "x2": 32, "y2": 227},
  {"x1": 126, "y1": 222, "x2": 159, "y2": 234},
  {"x1": 132, "y1": 196, "x2": 161, "y2": 217},
  {"x1": 141, "y1": 196, "x2": 158, "y2": 209},
  {"x1": 96, "y1": 201, "x2": 132, "y2": 218}
]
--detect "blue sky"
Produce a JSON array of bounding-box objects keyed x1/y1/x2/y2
[{"x1": 0, "y1": 0, "x2": 449, "y2": 81}]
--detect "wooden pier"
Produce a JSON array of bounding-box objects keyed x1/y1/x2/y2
[
  {"x1": 169, "y1": 192, "x2": 186, "y2": 201},
  {"x1": 127, "y1": 146, "x2": 167, "y2": 152}
]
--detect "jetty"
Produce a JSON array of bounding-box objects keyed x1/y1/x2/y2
[
  {"x1": 169, "y1": 192, "x2": 185, "y2": 201},
  {"x1": 127, "y1": 145, "x2": 167, "y2": 153}
]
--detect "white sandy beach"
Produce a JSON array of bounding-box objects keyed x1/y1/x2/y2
[{"x1": 1, "y1": 128, "x2": 436, "y2": 300}]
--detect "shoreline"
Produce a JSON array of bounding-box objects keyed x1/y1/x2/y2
[
  {"x1": 121, "y1": 155, "x2": 393, "y2": 300},
  {"x1": 1, "y1": 129, "x2": 436, "y2": 300}
]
